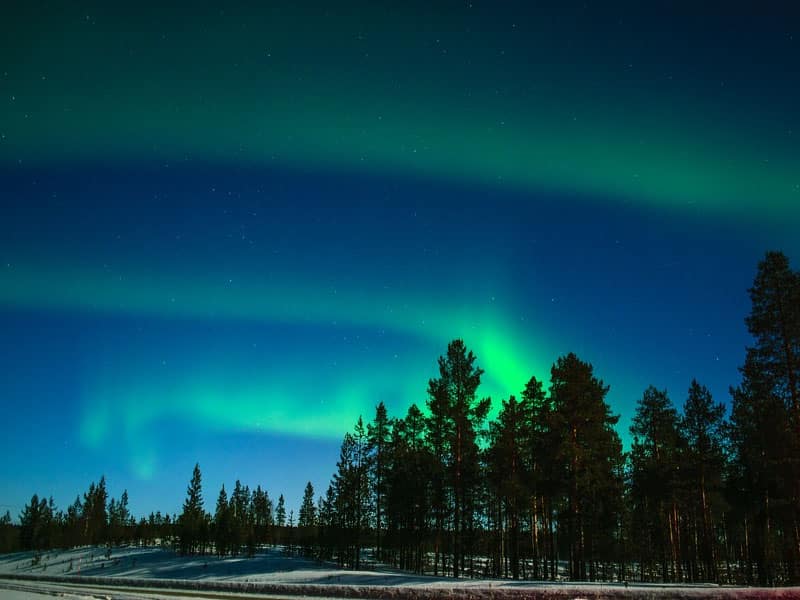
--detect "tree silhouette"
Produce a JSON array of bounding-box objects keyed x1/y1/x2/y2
[
  {"x1": 629, "y1": 386, "x2": 684, "y2": 582},
  {"x1": 728, "y1": 251, "x2": 800, "y2": 584},
  {"x1": 550, "y1": 353, "x2": 623, "y2": 581},
  {"x1": 367, "y1": 401, "x2": 392, "y2": 561},
  {"x1": 214, "y1": 484, "x2": 230, "y2": 556},
  {"x1": 427, "y1": 339, "x2": 490, "y2": 577},
  {"x1": 681, "y1": 380, "x2": 726, "y2": 582},
  {"x1": 178, "y1": 463, "x2": 205, "y2": 555}
]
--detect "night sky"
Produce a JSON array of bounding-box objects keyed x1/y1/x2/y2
[{"x1": 1, "y1": 2, "x2": 798, "y2": 519}]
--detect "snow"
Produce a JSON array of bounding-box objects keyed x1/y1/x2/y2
[
  {"x1": 0, "y1": 546, "x2": 797, "y2": 599},
  {"x1": 1, "y1": 545, "x2": 537, "y2": 587},
  {"x1": 0, "y1": 591, "x2": 51, "y2": 600}
]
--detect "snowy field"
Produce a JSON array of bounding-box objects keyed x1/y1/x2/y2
[{"x1": 0, "y1": 546, "x2": 798, "y2": 599}]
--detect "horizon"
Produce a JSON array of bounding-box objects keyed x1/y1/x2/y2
[{"x1": 2, "y1": 2, "x2": 799, "y2": 521}]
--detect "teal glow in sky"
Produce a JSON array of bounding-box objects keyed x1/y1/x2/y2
[{"x1": 1, "y1": 2, "x2": 799, "y2": 517}]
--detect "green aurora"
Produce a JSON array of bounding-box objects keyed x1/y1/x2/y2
[
  {"x1": 2, "y1": 4, "x2": 798, "y2": 221},
  {"x1": 3, "y1": 261, "x2": 547, "y2": 446}
]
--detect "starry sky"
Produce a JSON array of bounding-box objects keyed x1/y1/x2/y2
[{"x1": 1, "y1": 2, "x2": 798, "y2": 519}]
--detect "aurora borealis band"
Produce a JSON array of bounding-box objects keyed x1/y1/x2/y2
[{"x1": 1, "y1": 3, "x2": 799, "y2": 518}]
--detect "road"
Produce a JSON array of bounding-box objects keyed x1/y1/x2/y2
[{"x1": 0, "y1": 578, "x2": 330, "y2": 600}]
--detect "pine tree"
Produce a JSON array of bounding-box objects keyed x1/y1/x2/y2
[
  {"x1": 178, "y1": 463, "x2": 205, "y2": 555},
  {"x1": 549, "y1": 353, "x2": 624, "y2": 581},
  {"x1": 252, "y1": 485, "x2": 272, "y2": 546},
  {"x1": 298, "y1": 481, "x2": 317, "y2": 555},
  {"x1": 108, "y1": 490, "x2": 130, "y2": 546},
  {"x1": 427, "y1": 339, "x2": 490, "y2": 577},
  {"x1": 413, "y1": 404, "x2": 434, "y2": 573},
  {"x1": 318, "y1": 484, "x2": 337, "y2": 560},
  {"x1": 520, "y1": 375, "x2": 555, "y2": 580},
  {"x1": 94, "y1": 477, "x2": 108, "y2": 545},
  {"x1": 425, "y1": 376, "x2": 451, "y2": 576},
  {"x1": 0, "y1": 510, "x2": 17, "y2": 554},
  {"x1": 486, "y1": 395, "x2": 527, "y2": 578},
  {"x1": 385, "y1": 403, "x2": 431, "y2": 574},
  {"x1": 64, "y1": 496, "x2": 83, "y2": 548},
  {"x1": 214, "y1": 484, "x2": 230, "y2": 556},
  {"x1": 745, "y1": 251, "x2": 800, "y2": 426},
  {"x1": 681, "y1": 380, "x2": 726, "y2": 582},
  {"x1": 82, "y1": 477, "x2": 108, "y2": 546},
  {"x1": 331, "y1": 419, "x2": 371, "y2": 568},
  {"x1": 629, "y1": 386, "x2": 684, "y2": 582},
  {"x1": 276, "y1": 494, "x2": 286, "y2": 527},
  {"x1": 728, "y1": 369, "x2": 789, "y2": 585},
  {"x1": 299, "y1": 481, "x2": 316, "y2": 527},
  {"x1": 119, "y1": 490, "x2": 130, "y2": 539},
  {"x1": 367, "y1": 401, "x2": 392, "y2": 561},
  {"x1": 729, "y1": 251, "x2": 800, "y2": 584},
  {"x1": 19, "y1": 494, "x2": 44, "y2": 550},
  {"x1": 229, "y1": 480, "x2": 248, "y2": 554}
]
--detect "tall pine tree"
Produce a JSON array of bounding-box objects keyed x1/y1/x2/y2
[
  {"x1": 681, "y1": 380, "x2": 726, "y2": 582},
  {"x1": 299, "y1": 481, "x2": 316, "y2": 527},
  {"x1": 367, "y1": 401, "x2": 392, "y2": 561},
  {"x1": 214, "y1": 484, "x2": 230, "y2": 556},
  {"x1": 178, "y1": 463, "x2": 205, "y2": 555},
  {"x1": 427, "y1": 339, "x2": 490, "y2": 577},
  {"x1": 549, "y1": 353, "x2": 624, "y2": 581},
  {"x1": 729, "y1": 251, "x2": 800, "y2": 584}
]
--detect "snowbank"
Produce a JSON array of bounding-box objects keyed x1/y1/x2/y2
[{"x1": 0, "y1": 547, "x2": 795, "y2": 599}]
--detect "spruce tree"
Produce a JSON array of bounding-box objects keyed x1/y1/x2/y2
[
  {"x1": 276, "y1": 494, "x2": 286, "y2": 527},
  {"x1": 298, "y1": 481, "x2": 316, "y2": 555},
  {"x1": 178, "y1": 463, "x2": 205, "y2": 555},
  {"x1": 299, "y1": 481, "x2": 316, "y2": 527},
  {"x1": 214, "y1": 484, "x2": 230, "y2": 556}
]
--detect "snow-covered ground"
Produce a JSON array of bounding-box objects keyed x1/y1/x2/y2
[
  {"x1": 1, "y1": 545, "x2": 462, "y2": 586},
  {"x1": 0, "y1": 546, "x2": 796, "y2": 598}
]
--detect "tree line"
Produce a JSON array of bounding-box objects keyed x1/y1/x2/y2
[
  {"x1": 310, "y1": 251, "x2": 800, "y2": 585},
  {"x1": 3, "y1": 465, "x2": 299, "y2": 560},
  {"x1": 4, "y1": 251, "x2": 798, "y2": 585}
]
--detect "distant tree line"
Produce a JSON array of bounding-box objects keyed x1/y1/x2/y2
[
  {"x1": 3, "y1": 476, "x2": 143, "y2": 554},
  {"x1": 4, "y1": 465, "x2": 296, "y2": 560},
  {"x1": 3, "y1": 251, "x2": 798, "y2": 586},
  {"x1": 177, "y1": 463, "x2": 282, "y2": 557}
]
